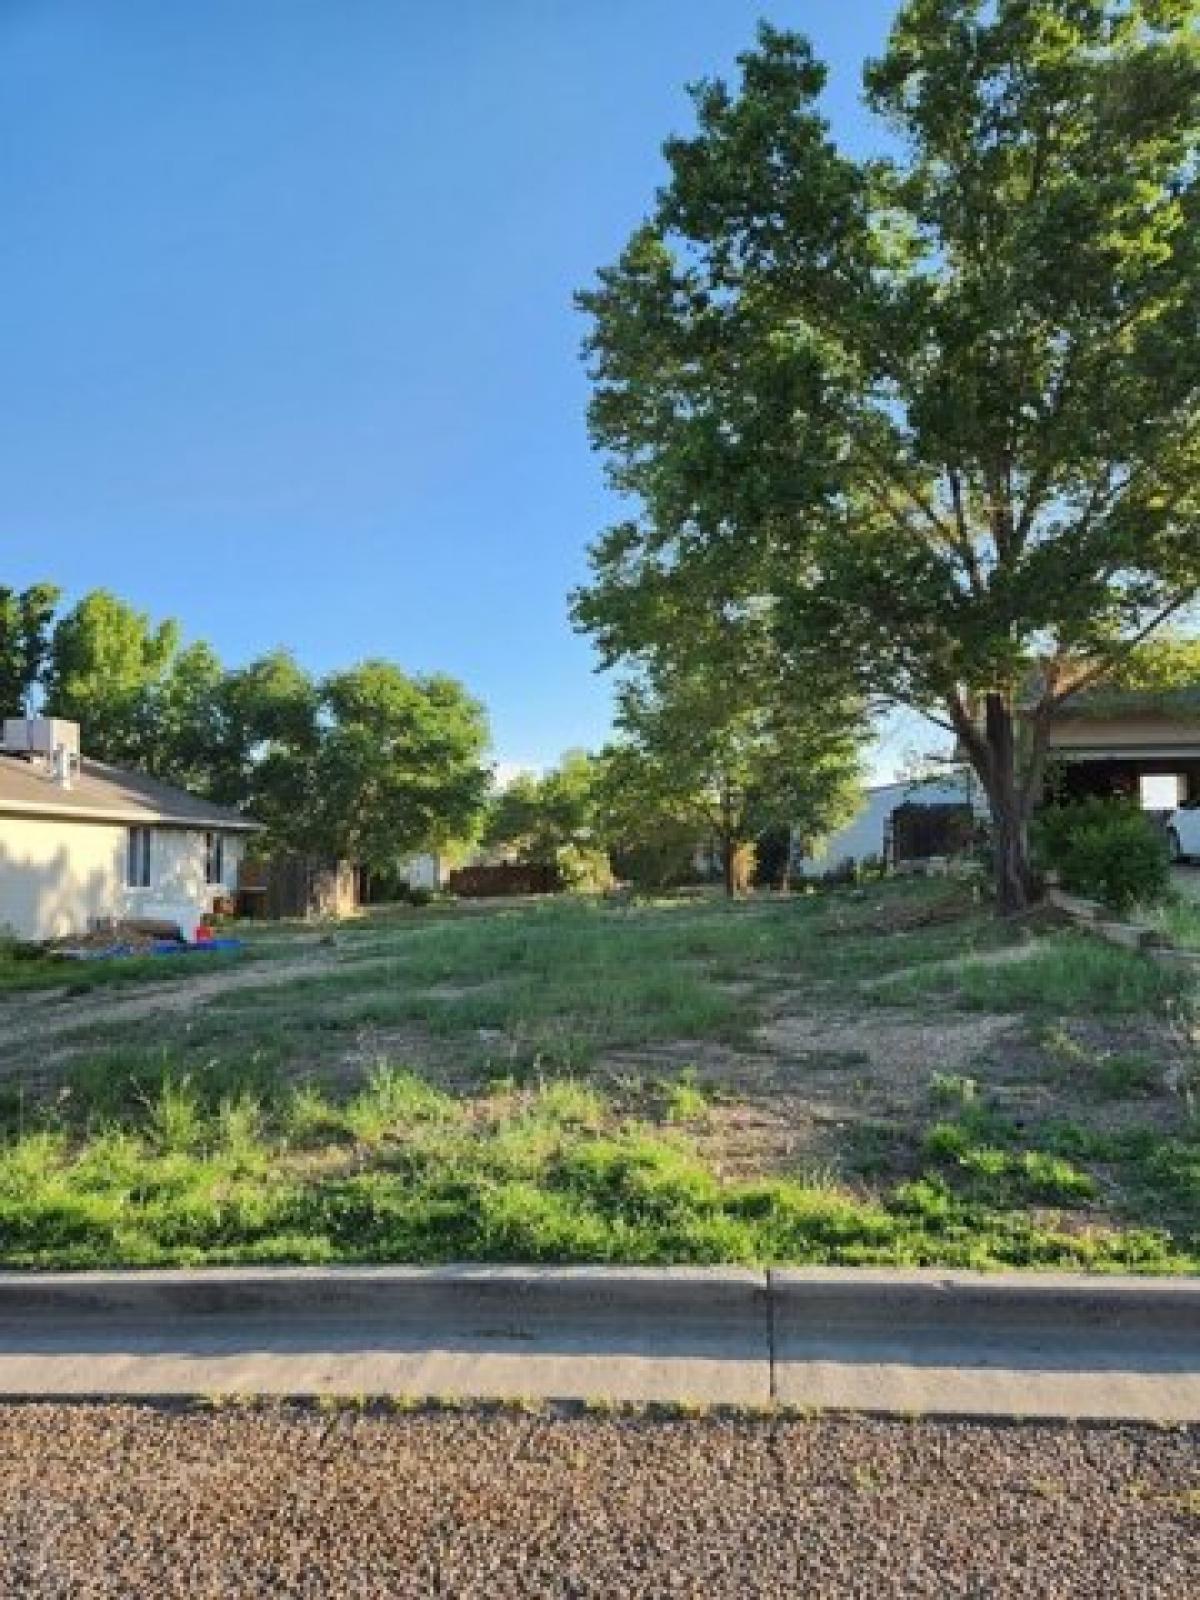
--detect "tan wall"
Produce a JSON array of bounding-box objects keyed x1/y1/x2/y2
[
  {"x1": 0, "y1": 817, "x2": 247, "y2": 941},
  {"x1": 1049, "y1": 714, "x2": 1200, "y2": 751}
]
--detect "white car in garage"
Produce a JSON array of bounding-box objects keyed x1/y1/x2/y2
[{"x1": 1166, "y1": 800, "x2": 1200, "y2": 862}]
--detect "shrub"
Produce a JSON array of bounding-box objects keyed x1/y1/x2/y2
[
  {"x1": 555, "y1": 844, "x2": 614, "y2": 893},
  {"x1": 1033, "y1": 798, "x2": 1170, "y2": 912}
]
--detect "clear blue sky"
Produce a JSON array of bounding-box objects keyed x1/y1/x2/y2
[{"x1": 0, "y1": 0, "x2": 908, "y2": 775}]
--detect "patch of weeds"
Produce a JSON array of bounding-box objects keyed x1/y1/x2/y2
[
  {"x1": 1040, "y1": 1024, "x2": 1090, "y2": 1069},
  {"x1": 1095, "y1": 1052, "x2": 1161, "y2": 1099},
  {"x1": 283, "y1": 1085, "x2": 351, "y2": 1148},
  {"x1": 664, "y1": 1069, "x2": 710, "y2": 1125},
  {"x1": 844, "y1": 1121, "x2": 913, "y2": 1181},
  {"x1": 64, "y1": 1046, "x2": 284, "y2": 1128},
  {"x1": 529, "y1": 1079, "x2": 607, "y2": 1129},
  {"x1": 922, "y1": 1114, "x2": 1096, "y2": 1205},
  {"x1": 928, "y1": 1072, "x2": 979, "y2": 1108},
  {"x1": 0, "y1": 1075, "x2": 1189, "y2": 1270},
  {"x1": 145, "y1": 1076, "x2": 205, "y2": 1155},
  {"x1": 344, "y1": 1067, "x2": 457, "y2": 1145},
  {"x1": 217, "y1": 1095, "x2": 264, "y2": 1162},
  {"x1": 0, "y1": 948, "x2": 250, "y2": 996},
  {"x1": 876, "y1": 933, "x2": 1186, "y2": 1017}
]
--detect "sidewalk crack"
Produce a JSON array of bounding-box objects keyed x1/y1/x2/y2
[{"x1": 765, "y1": 1270, "x2": 777, "y2": 1405}]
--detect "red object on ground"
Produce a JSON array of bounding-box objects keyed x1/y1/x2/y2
[{"x1": 194, "y1": 923, "x2": 213, "y2": 943}]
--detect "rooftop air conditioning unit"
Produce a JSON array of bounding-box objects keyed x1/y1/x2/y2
[{"x1": 2, "y1": 717, "x2": 81, "y2": 760}]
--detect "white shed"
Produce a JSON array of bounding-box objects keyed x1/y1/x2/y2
[{"x1": 0, "y1": 719, "x2": 260, "y2": 942}]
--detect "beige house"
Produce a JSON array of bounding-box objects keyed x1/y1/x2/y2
[
  {"x1": 0, "y1": 718, "x2": 259, "y2": 942},
  {"x1": 1040, "y1": 693, "x2": 1200, "y2": 809}
]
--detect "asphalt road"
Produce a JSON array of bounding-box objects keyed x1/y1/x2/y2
[{"x1": 0, "y1": 1405, "x2": 1196, "y2": 1598}]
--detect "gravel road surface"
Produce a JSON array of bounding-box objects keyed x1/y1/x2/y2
[{"x1": 0, "y1": 1405, "x2": 1195, "y2": 1597}]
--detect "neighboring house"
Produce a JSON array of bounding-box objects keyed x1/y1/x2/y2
[
  {"x1": 398, "y1": 852, "x2": 443, "y2": 892},
  {"x1": 801, "y1": 687, "x2": 1200, "y2": 883},
  {"x1": 0, "y1": 717, "x2": 259, "y2": 942},
  {"x1": 793, "y1": 775, "x2": 979, "y2": 880},
  {"x1": 1034, "y1": 688, "x2": 1200, "y2": 811}
]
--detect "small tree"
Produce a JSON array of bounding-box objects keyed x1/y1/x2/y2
[
  {"x1": 599, "y1": 642, "x2": 863, "y2": 898},
  {"x1": 577, "y1": 6, "x2": 1200, "y2": 911},
  {"x1": 484, "y1": 751, "x2": 612, "y2": 887}
]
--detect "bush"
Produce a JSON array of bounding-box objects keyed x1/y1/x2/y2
[
  {"x1": 1033, "y1": 798, "x2": 1170, "y2": 912},
  {"x1": 555, "y1": 844, "x2": 613, "y2": 893}
]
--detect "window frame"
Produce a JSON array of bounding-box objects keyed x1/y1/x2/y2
[
  {"x1": 204, "y1": 830, "x2": 225, "y2": 887},
  {"x1": 126, "y1": 826, "x2": 152, "y2": 890}
]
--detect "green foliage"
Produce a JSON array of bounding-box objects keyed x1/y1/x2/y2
[
  {"x1": 1, "y1": 884, "x2": 1193, "y2": 1270},
  {"x1": 484, "y1": 751, "x2": 608, "y2": 875},
  {"x1": 575, "y1": 6, "x2": 1200, "y2": 910},
  {"x1": 875, "y1": 931, "x2": 1185, "y2": 1016},
  {"x1": 0, "y1": 947, "x2": 247, "y2": 997},
  {"x1": 0, "y1": 582, "x2": 60, "y2": 717},
  {"x1": 1034, "y1": 798, "x2": 1171, "y2": 910},
  {"x1": 928, "y1": 1072, "x2": 979, "y2": 1108},
  {"x1": 8, "y1": 582, "x2": 490, "y2": 868},
  {"x1": 597, "y1": 635, "x2": 864, "y2": 897},
  {"x1": 44, "y1": 590, "x2": 180, "y2": 766},
  {"x1": 0, "y1": 1067, "x2": 1187, "y2": 1271},
  {"x1": 554, "y1": 844, "x2": 613, "y2": 893},
  {"x1": 309, "y1": 663, "x2": 490, "y2": 867}
]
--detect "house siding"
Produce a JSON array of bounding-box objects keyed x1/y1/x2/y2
[
  {"x1": 0, "y1": 816, "x2": 245, "y2": 941},
  {"x1": 794, "y1": 777, "x2": 979, "y2": 879}
]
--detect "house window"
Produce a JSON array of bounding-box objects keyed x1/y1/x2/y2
[
  {"x1": 205, "y1": 831, "x2": 225, "y2": 886},
  {"x1": 126, "y1": 826, "x2": 152, "y2": 889}
]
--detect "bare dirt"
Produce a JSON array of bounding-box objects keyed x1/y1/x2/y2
[{"x1": 0, "y1": 949, "x2": 389, "y2": 1041}]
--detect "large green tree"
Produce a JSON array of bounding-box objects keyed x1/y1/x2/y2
[
  {"x1": 0, "y1": 583, "x2": 60, "y2": 718},
  {"x1": 576, "y1": 4, "x2": 1200, "y2": 910},
  {"x1": 43, "y1": 590, "x2": 180, "y2": 767},
  {"x1": 307, "y1": 662, "x2": 490, "y2": 868}
]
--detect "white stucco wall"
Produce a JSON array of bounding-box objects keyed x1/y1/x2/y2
[
  {"x1": 794, "y1": 777, "x2": 978, "y2": 879},
  {"x1": 0, "y1": 817, "x2": 246, "y2": 941}
]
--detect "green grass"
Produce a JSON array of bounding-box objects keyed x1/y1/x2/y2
[
  {"x1": 0, "y1": 1062, "x2": 1192, "y2": 1272},
  {"x1": 870, "y1": 932, "x2": 1186, "y2": 1016},
  {"x1": 1, "y1": 882, "x2": 1195, "y2": 1272},
  {"x1": 1143, "y1": 896, "x2": 1200, "y2": 953},
  {"x1": 0, "y1": 946, "x2": 251, "y2": 996},
  {"x1": 172, "y1": 887, "x2": 1012, "y2": 1070}
]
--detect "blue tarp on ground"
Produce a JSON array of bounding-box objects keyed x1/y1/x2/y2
[{"x1": 57, "y1": 938, "x2": 245, "y2": 962}]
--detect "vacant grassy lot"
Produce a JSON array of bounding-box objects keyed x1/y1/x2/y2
[{"x1": 0, "y1": 881, "x2": 1196, "y2": 1270}]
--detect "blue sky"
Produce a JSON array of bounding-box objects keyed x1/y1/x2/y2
[{"x1": 0, "y1": 0, "x2": 916, "y2": 776}]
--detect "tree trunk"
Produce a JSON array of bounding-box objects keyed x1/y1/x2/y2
[
  {"x1": 948, "y1": 690, "x2": 1045, "y2": 915},
  {"x1": 982, "y1": 693, "x2": 1034, "y2": 913},
  {"x1": 721, "y1": 834, "x2": 736, "y2": 899}
]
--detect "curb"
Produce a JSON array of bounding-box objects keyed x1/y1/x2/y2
[
  {"x1": 0, "y1": 1264, "x2": 768, "y2": 1322},
  {"x1": 769, "y1": 1268, "x2": 1200, "y2": 1336},
  {"x1": 0, "y1": 1265, "x2": 1196, "y2": 1335}
]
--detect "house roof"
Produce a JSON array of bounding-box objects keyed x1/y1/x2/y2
[{"x1": 0, "y1": 755, "x2": 261, "y2": 831}]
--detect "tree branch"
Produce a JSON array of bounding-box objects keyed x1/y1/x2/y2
[{"x1": 1044, "y1": 594, "x2": 1196, "y2": 711}]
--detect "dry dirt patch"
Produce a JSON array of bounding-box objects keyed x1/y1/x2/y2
[
  {"x1": 756, "y1": 1008, "x2": 1020, "y2": 1076},
  {"x1": 0, "y1": 949, "x2": 401, "y2": 1045}
]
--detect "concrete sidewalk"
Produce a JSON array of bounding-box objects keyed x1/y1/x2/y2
[{"x1": 0, "y1": 1266, "x2": 1197, "y2": 1421}]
